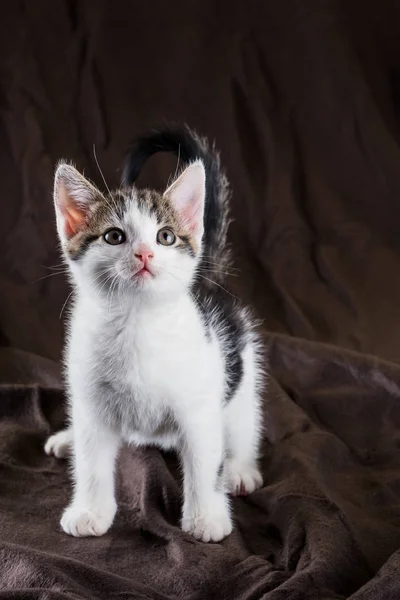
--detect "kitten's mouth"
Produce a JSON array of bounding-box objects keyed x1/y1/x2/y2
[{"x1": 133, "y1": 266, "x2": 154, "y2": 279}]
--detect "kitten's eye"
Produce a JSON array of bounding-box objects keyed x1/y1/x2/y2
[
  {"x1": 157, "y1": 228, "x2": 176, "y2": 246},
  {"x1": 104, "y1": 228, "x2": 126, "y2": 245}
]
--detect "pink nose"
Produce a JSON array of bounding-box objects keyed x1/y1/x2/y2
[{"x1": 135, "y1": 247, "x2": 154, "y2": 262}]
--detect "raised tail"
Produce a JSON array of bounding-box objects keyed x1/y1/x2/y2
[{"x1": 122, "y1": 124, "x2": 232, "y2": 282}]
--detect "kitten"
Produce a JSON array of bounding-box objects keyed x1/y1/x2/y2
[{"x1": 45, "y1": 125, "x2": 264, "y2": 543}]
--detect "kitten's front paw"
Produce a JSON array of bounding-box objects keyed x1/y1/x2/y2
[
  {"x1": 60, "y1": 504, "x2": 116, "y2": 537},
  {"x1": 45, "y1": 429, "x2": 73, "y2": 459},
  {"x1": 226, "y1": 459, "x2": 263, "y2": 496},
  {"x1": 182, "y1": 496, "x2": 232, "y2": 543}
]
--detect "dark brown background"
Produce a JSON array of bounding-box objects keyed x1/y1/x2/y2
[{"x1": 1, "y1": 1, "x2": 400, "y2": 598}]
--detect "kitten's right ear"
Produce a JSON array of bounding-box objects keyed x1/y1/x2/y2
[{"x1": 53, "y1": 162, "x2": 103, "y2": 241}]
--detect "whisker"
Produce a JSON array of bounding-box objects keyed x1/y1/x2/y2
[
  {"x1": 41, "y1": 263, "x2": 67, "y2": 271},
  {"x1": 107, "y1": 274, "x2": 120, "y2": 313},
  {"x1": 93, "y1": 143, "x2": 111, "y2": 196},
  {"x1": 168, "y1": 264, "x2": 237, "y2": 278},
  {"x1": 200, "y1": 258, "x2": 239, "y2": 269},
  {"x1": 172, "y1": 143, "x2": 181, "y2": 181},
  {"x1": 93, "y1": 144, "x2": 122, "y2": 216},
  {"x1": 167, "y1": 265, "x2": 239, "y2": 299},
  {"x1": 92, "y1": 268, "x2": 114, "y2": 282},
  {"x1": 197, "y1": 269, "x2": 238, "y2": 277},
  {"x1": 200, "y1": 260, "x2": 239, "y2": 272},
  {"x1": 59, "y1": 290, "x2": 74, "y2": 319},
  {"x1": 117, "y1": 277, "x2": 127, "y2": 314},
  {"x1": 196, "y1": 274, "x2": 240, "y2": 300},
  {"x1": 167, "y1": 269, "x2": 210, "y2": 312},
  {"x1": 31, "y1": 270, "x2": 69, "y2": 284},
  {"x1": 97, "y1": 271, "x2": 117, "y2": 295},
  {"x1": 112, "y1": 277, "x2": 122, "y2": 314}
]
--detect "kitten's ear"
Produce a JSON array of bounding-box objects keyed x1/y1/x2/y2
[
  {"x1": 53, "y1": 162, "x2": 103, "y2": 241},
  {"x1": 164, "y1": 161, "x2": 205, "y2": 237}
]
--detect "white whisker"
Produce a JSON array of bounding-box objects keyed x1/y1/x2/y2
[
  {"x1": 172, "y1": 143, "x2": 181, "y2": 181},
  {"x1": 31, "y1": 270, "x2": 69, "y2": 284},
  {"x1": 59, "y1": 290, "x2": 74, "y2": 319},
  {"x1": 93, "y1": 143, "x2": 111, "y2": 197},
  {"x1": 167, "y1": 265, "x2": 239, "y2": 300},
  {"x1": 196, "y1": 274, "x2": 239, "y2": 300}
]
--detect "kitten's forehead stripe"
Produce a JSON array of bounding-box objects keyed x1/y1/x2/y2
[
  {"x1": 112, "y1": 190, "x2": 129, "y2": 220},
  {"x1": 65, "y1": 186, "x2": 199, "y2": 260}
]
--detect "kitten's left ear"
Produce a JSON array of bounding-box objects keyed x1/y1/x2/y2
[{"x1": 164, "y1": 160, "x2": 205, "y2": 237}]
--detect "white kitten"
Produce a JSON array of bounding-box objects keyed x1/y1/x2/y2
[{"x1": 45, "y1": 126, "x2": 264, "y2": 543}]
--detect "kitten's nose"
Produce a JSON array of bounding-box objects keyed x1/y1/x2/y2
[{"x1": 135, "y1": 246, "x2": 154, "y2": 263}]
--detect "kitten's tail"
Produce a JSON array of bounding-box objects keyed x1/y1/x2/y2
[{"x1": 122, "y1": 124, "x2": 232, "y2": 281}]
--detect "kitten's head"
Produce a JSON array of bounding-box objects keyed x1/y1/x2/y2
[{"x1": 54, "y1": 161, "x2": 205, "y2": 301}]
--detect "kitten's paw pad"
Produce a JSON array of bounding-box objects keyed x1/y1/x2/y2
[
  {"x1": 44, "y1": 430, "x2": 72, "y2": 459},
  {"x1": 60, "y1": 505, "x2": 115, "y2": 537},
  {"x1": 182, "y1": 507, "x2": 232, "y2": 543},
  {"x1": 226, "y1": 460, "x2": 263, "y2": 496}
]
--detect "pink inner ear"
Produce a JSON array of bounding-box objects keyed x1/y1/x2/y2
[
  {"x1": 56, "y1": 179, "x2": 89, "y2": 238},
  {"x1": 62, "y1": 204, "x2": 87, "y2": 238},
  {"x1": 164, "y1": 162, "x2": 205, "y2": 236},
  {"x1": 181, "y1": 205, "x2": 202, "y2": 233}
]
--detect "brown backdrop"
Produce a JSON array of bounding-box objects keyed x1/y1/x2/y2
[{"x1": 1, "y1": 1, "x2": 400, "y2": 598}]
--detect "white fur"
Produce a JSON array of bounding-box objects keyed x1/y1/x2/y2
[{"x1": 45, "y1": 162, "x2": 263, "y2": 542}]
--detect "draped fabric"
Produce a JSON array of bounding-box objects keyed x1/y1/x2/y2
[{"x1": 1, "y1": 1, "x2": 400, "y2": 598}]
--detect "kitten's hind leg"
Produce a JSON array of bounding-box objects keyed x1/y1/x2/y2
[
  {"x1": 45, "y1": 427, "x2": 73, "y2": 459},
  {"x1": 224, "y1": 344, "x2": 263, "y2": 497}
]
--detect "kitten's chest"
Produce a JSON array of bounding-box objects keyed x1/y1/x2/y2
[
  {"x1": 72, "y1": 297, "x2": 221, "y2": 436},
  {"x1": 98, "y1": 305, "x2": 201, "y2": 400}
]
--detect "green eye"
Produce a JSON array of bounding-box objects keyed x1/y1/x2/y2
[
  {"x1": 104, "y1": 228, "x2": 126, "y2": 245},
  {"x1": 157, "y1": 228, "x2": 176, "y2": 246}
]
